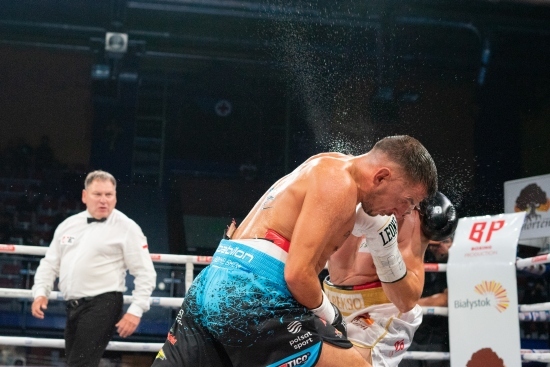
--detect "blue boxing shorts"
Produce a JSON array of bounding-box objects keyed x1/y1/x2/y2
[{"x1": 152, "y1": 238, "x2": 352, "y2": 367}]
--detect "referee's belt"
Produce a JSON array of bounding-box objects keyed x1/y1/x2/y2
[
  {"x1": 66, "y1": 291, "x2": 121, "y2": 309},
  {"x1": 323, "y1": 276, "x2": 391, "y2": 317}
]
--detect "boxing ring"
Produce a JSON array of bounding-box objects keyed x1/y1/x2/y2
[{"x1": 1, "y1": 244, "x2": 550, "y2": 364}]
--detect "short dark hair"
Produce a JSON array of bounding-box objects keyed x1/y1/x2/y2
[{"x1": 373, "y1": 135, "x2": 438, "y2": 197}]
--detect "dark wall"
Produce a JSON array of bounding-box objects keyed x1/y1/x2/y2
[
  {"x1": 1, "y1": 23, "x2": 549, "y2": 232},
  {"x1": 169, "y1": 176, "x2": 271, "y2": 254},
  {"x1": 164, "y1": 67, "x2": 291, "y2": 174},
  {"x1": 0, "y1": 45, "x2": 93, "y2": 168},
  {"x1": 90, "y1": 77, "x2": 138, "y2": 182}
]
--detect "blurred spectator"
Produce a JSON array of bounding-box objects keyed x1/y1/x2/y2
[
  {"x1": 401, "y1": 236, "x2": 453, "y2": 367},
  {"x1": 518, "y1": 250, "x2": 550, "y2": 345}
]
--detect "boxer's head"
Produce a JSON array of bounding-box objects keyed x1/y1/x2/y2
[{"x1": 363, "y1": 135, "x2": 438, "y2": 218}]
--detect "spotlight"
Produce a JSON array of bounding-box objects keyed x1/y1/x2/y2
[{"x1": 105, "y1": 32, "x2": 128, "y2": 53}]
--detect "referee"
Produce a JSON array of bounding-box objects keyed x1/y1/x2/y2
[{"x1": 31, "y1": 170, "x2": 157, "y2": 367}]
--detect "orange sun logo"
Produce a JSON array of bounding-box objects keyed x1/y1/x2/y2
[{"x1": 474, "y1": 280, "x2": 509, "y2": 313}]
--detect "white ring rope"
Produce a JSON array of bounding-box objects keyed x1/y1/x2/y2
[
  {"x1": 0, "y1": 243, "x2": 212, "y2": 291},
  {"x1": 22, "y1": 290, "x2": 550, "y2": 319},
  {"x1": 516, "y1": 253, "x2": 550, "y2": 269},
  {"x1": 3, "y1": 243, "x2": 549, "y2": 268},
  {"x1": 421, "y1": 306, "x2": 550, "y2": 321},
  {"x1": 424, "y1": 263, "x2": 447, "y2": 272},
  {"x1": 421, "y1": 306, "x2": 449, "y2": 316},
  {"x1": 519, "y1": 302, "x2": 550, "y2": 312},
  {"x1": 0, "y1": 336, "x2": 163, "y2": 352},
  {"x1": 402, "y1": 350, "x2": 550, "y2": 362},
  {"x1": 521, "y1": 353, "x2": 550, "y2": 362},
  {"x1": 0, "y1": 334, "x2": 546, "y2": 362},
  {"x1": 0, "y1": 288, "x2": 183, "y2": 308},
  {"x1": 0, "y1": 244, "x2": 213, "y2": 265},
  {"x1": 0, "y1": 288, "x2": 452, "y2": 316},
  {"x1": 403, "y1": 351, "x2": 449, "y2": 360},
  {"x1": 2, "y1": 243, "x2": 550, "y2": 361}
]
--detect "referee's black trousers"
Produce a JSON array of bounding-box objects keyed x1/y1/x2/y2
[{"x1": 64, "y1": 291, "x2": 123, "y2": 367}]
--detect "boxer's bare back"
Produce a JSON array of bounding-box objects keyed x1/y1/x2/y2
[{"x1": 231, "y1": 152, "x2": 357, "y2": 274}]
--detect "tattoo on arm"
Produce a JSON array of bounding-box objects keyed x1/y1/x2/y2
[{"x1": 262, "y1": 195, "x2": 275, "y2": 210}]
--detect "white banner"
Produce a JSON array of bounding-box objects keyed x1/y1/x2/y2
[
  {"x1": 447, "y1": 212, "x2": 524, "y2": 367},
  {"x1": 504, "y1": 173, "x2": 550, "y2": 240}
]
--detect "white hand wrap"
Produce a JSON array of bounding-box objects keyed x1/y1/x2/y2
[
  {"x1": 353, "y1": 206, "x2": 406, "y2": 283},
  {"x1": 371, "y1": 246, "x2": 407, "y2": 283},
  {"x1": 310, "y1": 291, "x2": 336, "y2": 323}
]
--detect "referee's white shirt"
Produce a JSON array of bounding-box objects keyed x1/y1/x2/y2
[{"x1": 32, "y1": 209, "x2": 157, "y2": 317}]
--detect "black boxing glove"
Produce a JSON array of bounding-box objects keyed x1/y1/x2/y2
[
  {"x1": 330, "y1": 304, "x2": 347, "y2": 337},
  {"x1": 310, "y1": 291, "x2": 347, "y2": 336},
  {"x1": 419, "y1": 191, "x2": 458, "y2": 241}
]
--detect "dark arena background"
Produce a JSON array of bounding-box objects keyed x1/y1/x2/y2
[{"x1": 0, "y1": 0, "x2": 549, "y2": 365}]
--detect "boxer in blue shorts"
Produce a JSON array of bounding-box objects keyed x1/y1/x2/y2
[
  {"x1": 155, "y1": 235, "x2": 350, "y2": 366},
  {"x1": 152, "y1": 135, "x2": 438, "y2": 367}
]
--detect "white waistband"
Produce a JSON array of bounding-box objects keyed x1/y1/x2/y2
[{"x1": 227, "y1": 238, "x2": 289, "y2": 263}]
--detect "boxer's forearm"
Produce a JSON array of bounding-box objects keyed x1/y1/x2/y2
[
  {"x1": 285, "y1": 267, "x2": 323, "y2": 309},
  {"x1": 381, "y1": 271, "x2": 423, "y2": 313},
  {"x1": 417, "y1": 290, "x2": 448, "y2": 307}
]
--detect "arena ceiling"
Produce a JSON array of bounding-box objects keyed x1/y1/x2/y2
[{"x1": 1, "y1": 0, "x2": 549, "y2": 78}]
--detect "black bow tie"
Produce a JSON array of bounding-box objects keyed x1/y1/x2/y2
[{"x1": 87, "y1": 217, "x2": 107, "y2": 224}]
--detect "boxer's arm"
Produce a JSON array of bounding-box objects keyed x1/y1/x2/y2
[
  {"x1": 380, "y1": 242, "x2": 426, "y2": 312},
  {"x1": 327, "y1": 234, "x2": 362, "y2": 283},
  {"x1": 418, "y1": 288, "x2": 448, "y2": 307},
  {"x1": 285, "y1": 165, "x2": 356, "y2": 311},
  {"x1": 385, "y1": 191, "x2": 456, "y2": 311},
  {"x1": 365, "y1": 212, "x2": 427, "y2": 312}
]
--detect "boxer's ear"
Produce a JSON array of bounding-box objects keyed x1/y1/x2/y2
[{"x1": 373, "y1": 167, "x2": 391, "y2": 187}]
